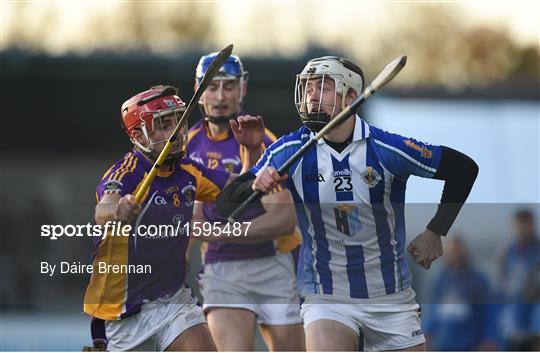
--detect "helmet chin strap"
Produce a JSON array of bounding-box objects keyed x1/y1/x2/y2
[
  {"x1": 204, "y1": 113, "x2": 238, "y2": 125},
  {"x1": 131, "y1": 123, "x2": 185, "y2": 165},
  {"x1": 132, "y1": 139, "x2": 152, "y2": 154},
  {"x1": 163, "y1": 153, "x2": 181, "y2": 165},
  {"x1": 302, "y1": 112, "x2": 332, "y2": 132},
  {"x1": 301, "y1": 90, "x2": 349, "y2": 133}
]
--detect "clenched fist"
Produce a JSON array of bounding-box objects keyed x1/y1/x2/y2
[
  {"x1": 114, "y1": 194, "x2": 142, "y2": 223},
  {"x1": 407, "y1": 228, "x2": 443, "y2": 270}
]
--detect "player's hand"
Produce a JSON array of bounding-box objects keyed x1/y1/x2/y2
[
  {"x1": 114, "y1": 194, "x2": 141, "y2": 223},
  {"x1": 407, "y1": 228, "x2": 443, "y2": 270},
  {"x1": 230, "y1": 115, "x2": 265, "y2": 150},
  {"x1": 252, "y1": 166, "x2": 288, "y2": 193}
]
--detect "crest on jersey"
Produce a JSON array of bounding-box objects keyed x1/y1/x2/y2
[
  {"x1": 172, "y1": 213, "x2": 184, "y2": 225},
  {"x1": 104, "y1": 180, "x2": 123, "y2": 192},
  {"x1": 181, "y1": 184, "x2": 196, "y2": 207},
  {"x1": 222, "y1": 157, "x2": 241, "y2": 173},
  {"x1": 361, "y1": 167, "x2": 381, "y2": 188}
]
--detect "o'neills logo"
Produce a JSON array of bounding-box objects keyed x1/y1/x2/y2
[
  {"x1": 332, "y1": 169, "x2": 352, "y2": 177},
  {"x1": 404, "y1": 139, "x2": 433, "y2": 158}
]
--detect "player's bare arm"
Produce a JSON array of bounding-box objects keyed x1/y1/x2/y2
[
  {"x1": 192, "y1": 170, "x2": 294, "y2": 245},
  {"x1": 199, "y1": 188, "x2": 296, "y2": 244},
  {"x1": 94, "y1": 193, "x2": 141, "y2": 225},
  {"x1": 224, "y1": 173, "x2": 239, "y2": 188},
  {"x1": 187, "y1": 108, "x2": 276, "y2": 245},
  {"x1": 185, "y1": 201, "x2": 206, "y2": 274},
  {"x1": 408, "y1": 146, "x2": 479, "y2": 269}
]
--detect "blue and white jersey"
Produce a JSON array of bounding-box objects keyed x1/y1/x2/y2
[{"x1": 252, "y1": 115, "x2": 442, "y2": 299}]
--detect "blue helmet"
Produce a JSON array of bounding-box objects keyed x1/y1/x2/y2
[
  {"x1": 195, "y1": 53, "x2": 248, "y2": 124},
  {"x1": 195, "y1": 53, "x2": 248, "y2": 85}
]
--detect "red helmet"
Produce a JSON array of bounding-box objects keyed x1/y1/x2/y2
[{"x1": 121, "y1": 85, "x2": 186, "y2": 153}]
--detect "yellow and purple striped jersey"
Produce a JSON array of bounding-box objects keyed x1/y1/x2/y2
[{"x1": 84, "y1": 149, "x2": 229, "y2": 320}]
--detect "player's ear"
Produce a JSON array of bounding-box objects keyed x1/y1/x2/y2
[
  {"x1": 242, "y1": 80, "x2": 248, "y2": 98},
  {"x1": 132, "y1": 129, "x2": 148, "y2": 147},
  {"x1": 345, "y1": 88, "x2": 358, "y2": 106}
]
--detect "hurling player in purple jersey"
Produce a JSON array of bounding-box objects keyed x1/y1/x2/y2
[
  {"x1": 187, "y1": 53, "x2": 304, "y2": 351},
  {"x1": 83, "y1": 85, "x2": 295, "y2": 351}
]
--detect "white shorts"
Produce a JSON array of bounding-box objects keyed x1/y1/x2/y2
[
  {"x1": 105, "y1": 286, "x2": 206, "y2": 351},
  {"x1": 301, "y1": 288, "x2": 425, "y2": 351},
  {"x1": 199, "y1": 252, "x2": 302, "y2": 325}
]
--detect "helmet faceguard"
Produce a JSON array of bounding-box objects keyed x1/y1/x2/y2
[
  {"x1": 295, "y1": 56, "x2": 365, "y2": 132},
  {"x1": 121, "y1": 85, "x2": 187, "y2": 161},
  {"x1": 196, "y1": 53, "x2": 248, "y2": 124}
]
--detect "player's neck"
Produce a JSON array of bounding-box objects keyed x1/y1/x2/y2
[
  {"x1": 324, "y1": 116, "x2": 356, "y2": 143},
  {"x1": 158, "y1": 164, "x2": 173, "y2": 172},
  {"x1": 207, "y1": 121, "x2": 229, "y2": 137}
]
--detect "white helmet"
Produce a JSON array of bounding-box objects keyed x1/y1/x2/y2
[{"x1": 295, "y1": 56, "x2": 365, "y2": 132}]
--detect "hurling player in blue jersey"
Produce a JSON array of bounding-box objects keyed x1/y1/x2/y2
[{"x1": 216, "y1": 56, "x2": 478, "y2": 351}]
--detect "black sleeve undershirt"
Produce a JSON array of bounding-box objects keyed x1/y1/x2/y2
[
  {"x1": 216, "y1": 171, "x2": 257, "y2": 218},
  {"x1": 427, "y1": 146, "x2": 479, "y2": 236}
]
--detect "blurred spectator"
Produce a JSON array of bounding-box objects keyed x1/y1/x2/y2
[
  {"x1": 498, "y1": 209, "x2": 540, "y2": 351},
  {"x1": 423, "y1": 237, "x2": 497, "y2": 351},
  {"x1": 524, "y1": 259, "x2": 540, "y2": 351}
]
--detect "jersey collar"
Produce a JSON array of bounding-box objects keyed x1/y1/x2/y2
[
  {"x1": 316, "y1": 114, "x2": 370, "y2": 144},
  {"x1": 133, "y1": 148, "x2": 152, "y2": 170}
]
